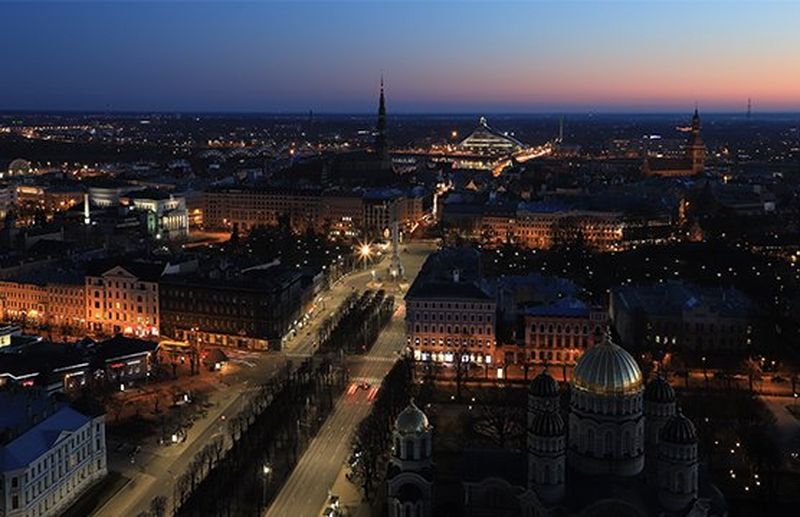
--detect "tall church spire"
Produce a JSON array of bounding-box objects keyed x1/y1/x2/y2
[
  {"x1": 687, "y1": 106, "x2": 705, "y2": 174},
  {"x1": 375, "y1": 74, "x2": 387, "y2": 156},
  {"x1": 692, "y1": 105, "x2": 700, "y2": 133}
]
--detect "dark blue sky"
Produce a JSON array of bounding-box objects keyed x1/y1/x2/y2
[{"x1": 1, "y1": 1, "x2": 798, "y2": 113}]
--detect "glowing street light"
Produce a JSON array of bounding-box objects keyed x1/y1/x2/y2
[{"x1": 357, "y1": 242, "x2": 372, "y2": 270}]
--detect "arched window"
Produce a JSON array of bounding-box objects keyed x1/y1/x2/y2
[
  {"x1": 624, "y1": 431, "x2": 632, "y2": 457},
  {"x1": 604, "y1": 432, "x2": 613, "y2": 457},
  {"x1": 544, "y1": 464, "x2": 553, "y2": 484},
  {"x1": 587, "y1": 429, "x2": 595, "y2": 454},
  {"x1": 405, "y1": 439, "x2": 415, "y2": 460}
]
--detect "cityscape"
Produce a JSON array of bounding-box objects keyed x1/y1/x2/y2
[{"x1": 1, "y1": 2, "x2": 799, "y2": 517}]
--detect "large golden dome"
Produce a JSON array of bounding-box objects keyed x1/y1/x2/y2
[{"x1": 572, "y1": 338, "x2": 643, "y2": 396}]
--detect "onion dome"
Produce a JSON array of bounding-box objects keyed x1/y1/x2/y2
[
  {"x1": 644, "y1": 376, "x2": 675, "y2": 403},
  {"x1": 572, "y1": 338, "x2": 643, "y2": 396},
  {"x1": 660, "y1": 412, "x2": 698, "y2": 445},
  {"x1": 529, "y1": 370, "x2": 559, "y2": 398},
  {"x1": 530, "y1": 411, "x2": 566, "y2": 437},
  {"x1": 395, "y1": 400, "x2": 430, "y2": 434}
]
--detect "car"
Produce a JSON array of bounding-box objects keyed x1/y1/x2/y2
[
  {"x1": 358, "y1": 382, "x2": 371, "y2": 391},
  {"x1": 772, "y1": 375, "x2": 786, "y2": 383}
]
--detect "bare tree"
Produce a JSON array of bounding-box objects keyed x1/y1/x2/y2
[
  {"x1": 149, "y1": 495, "x2": 168, "y2": 517},
  {"x1": 471, "y1": 385, "x2": 525, "y2": 448},
  {"x1": 453, "y1": 344, "x2": 471, "y2": 400}
]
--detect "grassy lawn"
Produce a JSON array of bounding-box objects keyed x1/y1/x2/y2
[{"x1": 61, "y1": 471, "x2": 130, "y2": 517}]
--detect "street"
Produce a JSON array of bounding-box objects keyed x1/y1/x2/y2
[
  {"x1": 92, "y1": 241, "x2": 433, "y2": 517},
  {"x1": 265, "y1": 243, "x2": 432, "y2": 517}
]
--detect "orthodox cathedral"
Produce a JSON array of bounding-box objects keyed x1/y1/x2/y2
[{"x1": 386, "y1": 335, "x2": 727, "y2": 517}]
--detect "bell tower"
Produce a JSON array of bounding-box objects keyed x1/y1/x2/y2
[{"x1": 686, "y1": 108, "x2": 706, "y2": 174}]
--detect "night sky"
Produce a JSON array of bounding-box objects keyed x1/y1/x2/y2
[{"x1": 1, "y1": 1, "x2": 798, "y2": 113}]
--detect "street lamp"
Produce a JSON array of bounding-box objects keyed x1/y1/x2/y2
[{"x1": 357, "y1": 242, "x2": 371, "y2": 271}]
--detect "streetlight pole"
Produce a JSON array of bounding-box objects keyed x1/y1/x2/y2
[{"x1": 261, "y1": 462, "x2": 272, "y2": 510}]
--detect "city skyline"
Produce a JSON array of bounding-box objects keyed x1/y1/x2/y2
[{"x1": 1, "y1": 1, "x2": 799, "y2": 113}]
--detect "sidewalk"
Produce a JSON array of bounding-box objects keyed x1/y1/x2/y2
[{"x1": 327, "y1": 466, "x2": 371, "y2": 517}]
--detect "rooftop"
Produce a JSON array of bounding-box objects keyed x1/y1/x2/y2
[{"x1": 0, "y1": 392, "x2": 91, "y2": 471}]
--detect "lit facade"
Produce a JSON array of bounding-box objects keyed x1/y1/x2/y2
[
  {"x1": 405, "y1": 249, "x2": 496, "y2": 366},
  {"x1": 519, "y1": 302, "x2": 607, "y2": 365},
  {"x1": 85, "y1": 263, "x2": 162, "y2": 338},
  {"x1": 0, "y1": 279, "x2": 85, "y2": 331},
  {"x1": 121, "y1": 192, "x2": 189, "y2": 240},
  {"x1": 458, "y1": 117, "x2": 524, "y2": 155},
  {"x1": 482, "y1": 208, "x2": 625, "y2": 251}
]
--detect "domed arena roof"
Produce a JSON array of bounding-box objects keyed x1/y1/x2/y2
[
  {"x1": 395, "y1": 400, "x2": 429, "y2": 434},
  {"x1": 644, "y1": 376, "x2": 675, "y2": 403},
  {"x1": 660, "y1": 412, "x2": 698, "y2": 444},
  {"x1": 572, "y1": 338, "x2": 643, "y2": 396},
  {"x1": 529, "y1": 370, "x2": 559, "y2": 398},
  {"x1": 531, "y1": 411, "x2": 565, "y2": 437}
]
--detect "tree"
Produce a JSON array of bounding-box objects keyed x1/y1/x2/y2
[
  {"x1": 742, "y1": 357, "x2": 762, "y2": 393},
  {"x1": 149, "y1": 496, "x2": 167, "y2": 517},
  {"x1": 348, "y1": 418, "x2": 382, "y2": 501},
  {"x1": 453, "y1": 344, "x2": 471, "y2": 401},
  {"x1": 229, "y1": 223, "x2": 240, "y2": 246},
  {"x1": 471, "y1": 385, "x2": 525, "y2": 448}
]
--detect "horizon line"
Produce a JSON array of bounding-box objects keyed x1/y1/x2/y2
[{"x1": 2, "y1": 109, "x2": 799, "y2": 117}]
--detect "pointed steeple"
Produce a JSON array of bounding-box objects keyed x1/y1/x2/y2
[
  {"x1": 375, "y1": 73, "x2": 387, "y2": 156},
  {"x1": 692, "y1": 104, "x2": 700, "y2": 132}
]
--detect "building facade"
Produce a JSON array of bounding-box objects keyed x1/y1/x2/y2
[
  {"x1": 85, "y1": 261, "x2": 163, "y2": 338},
  {"x1": 0, "y1": 273, "x2": 85, "y2": 332},
  {"x1": 159, "y1": 268, "x2": 304, "y2": 351},
  {"x1": 482, "y1": 205, "x2": 625, "y2": 251},
  {"x1": 121, "y1": 191, "x2": 189, "y2": 240},
  {"x1": 405, "y1": 249, "x2": 497, "y2": 367},
  {"x1": 203, "y1": 186, "x2": 321, "y2": 233},
  {"x1": 610, "y1": 282, "x2": 755, "y2": 354},
  {"x1": 519, "y1": 299, "x2": 607, "y2": 366},
  {"x1": 0, "y1": 392, "x2": 107, "y2": 517}
]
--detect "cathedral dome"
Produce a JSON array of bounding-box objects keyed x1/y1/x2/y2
[
  {"x1": 531, "y1": 411, "x2": 565, "y2": 437},
  {"x1": 529, "y1": 370, "x2": 559, "y2": 398},
  {"x1": 572, "y1": 338, "x2": 643, "y2": 396},
  {"x1": 644, "y1": 376, "x2": 675, "y2": 403},
  {"x1": 395, "y1": 401, "x2": 429, "y2": 434},
  {"x1": 660, "y1": 412, "x2": 697, "y2": 445}
]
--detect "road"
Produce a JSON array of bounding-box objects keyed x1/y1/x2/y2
[
  {"x1": 266, "y1": 243, "x2": 433, "y2": 517},
  {"x1": 94, "y1": 241, "x2": 433, "y2": 517},
  {"x1": 759, "y1": 396, "x2": 800, "y2": 462}
]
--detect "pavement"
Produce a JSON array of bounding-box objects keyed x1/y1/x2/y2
[
  {"x1": 265, "y1": 243, "x2": 433, "y2": 517},
  {"x1": 759, "y1": 395, "x2": 800, "y2": 460},
  {"x1": 92, "y1": 241, "x2": 433, "y2": 517}
]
